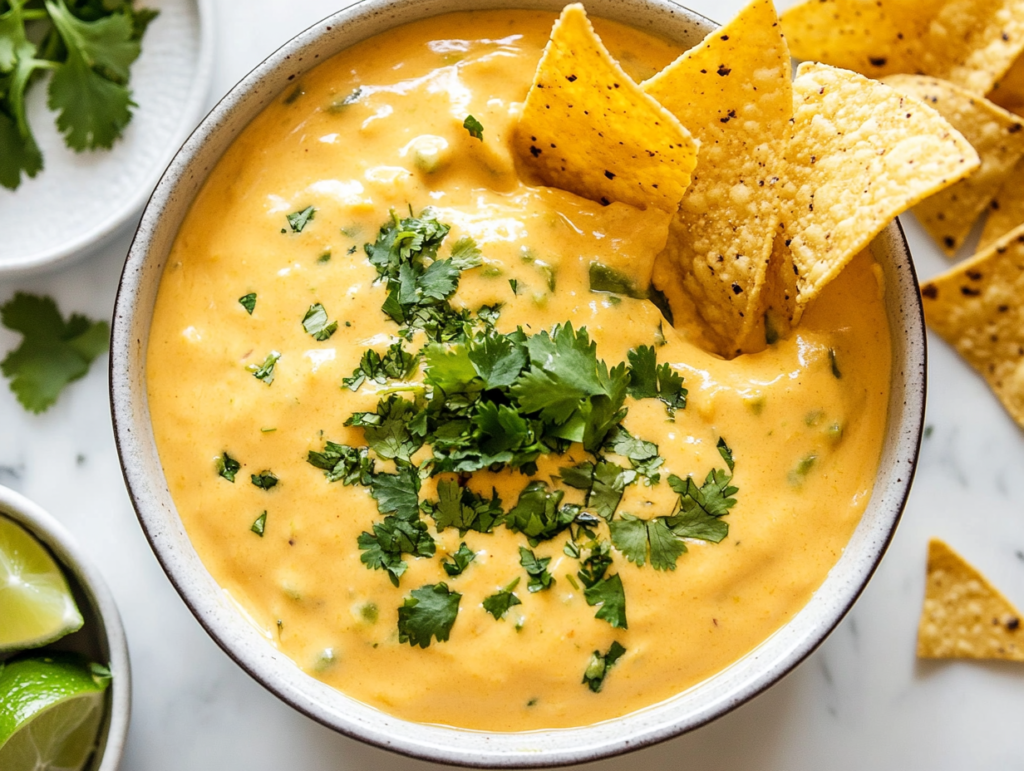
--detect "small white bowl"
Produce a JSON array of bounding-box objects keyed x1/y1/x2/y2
[
  {"x1": 110, "y1": 0, "x2": 926, "y2": 765},
  {"x1": 0, "y1": 485, "x2": 131, "y2": 771}
]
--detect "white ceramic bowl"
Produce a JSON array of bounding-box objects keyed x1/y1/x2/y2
[
  {"x1": 0, "y1": 485, "x2": 131, "y2": 771},
  {"x1": 110, "y1": 0, "x2": 926, "y2": 765}
]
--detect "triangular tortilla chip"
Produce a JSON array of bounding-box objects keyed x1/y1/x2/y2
[
  {"x1": 783, "y1": 63, "x2": 980, "y2": 316},
  {"x1": 514, "y1": 4, "x2": 698, "y2": 212},
  {"x1": 921, "y1": 223, "x2": 1024, "y2": 426},
  {"x1": 781, "y1": 0, "x2": 1024, "y2": 97},
  {"x1": 882, "y1": 75, "x2": 1024, "y2": 255},
  {"x1": 641, "y1": 0, "x2": 792, "y2": 356},
  {"x1": 980, "y1": 156, "x2": 1024, "y2": 250},
  {"x1": 989, "y1": 51, "x2": 1024, "y2": 115},
  {"x1": 917, "y1": 539, "x2": 1024, "y2": 660}
]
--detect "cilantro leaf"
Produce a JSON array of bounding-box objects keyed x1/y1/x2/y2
[
  {"x1": 302, "y1": 303, "x2": 338, "y2": 341},
  {"x1": 307, "y1": 442, "x2": 374, "y2": 485},
  {"x1": 247, "y1": 351, "x2": 280, "y2": 384},
  {"x1": 463, "y1": 114, "x2": 484, "y2": 140},
  {"x1": 483, "y1": 580, "x2": 522, "y2": 620},
  {"x1": 365, "y1": 208, "x2": 451, "y2": 283},
  {"x1": 0, "y1": 292, "x2": 109, "y2": 413},
  {"x1": 45, "y1": 0, "x2": 139, "y2": 151},
  {"x1": 505, "y1": 481, "x2": 579, "y2": 544},
  {"x1": 557, "y1": 460, "x2": 634, "y2": 520},
  {"x1": 576, "y1": 540, "x2": 613, "y2": 587},
  {"x1": 610, "y1": 514, "x2": 688, "y2": 571},
  {"x1": 603, "y1": 426, "x2": 663, "y2": 483},
  {"x1": 646, "y1": 517, "x2": 688, "y2": 570},
  {"x1": 343, "y1": 341, "x2": 417, "y2": 391},
  {"x1": 423, "y1": 480, "x2": 503, "y2": 534},
  {"x1": 448, "y1": 236, "x2": 483, "y2": 270},
  {"x1": 217, "y1": 452, "x2": 241, "y2": 482},
  {"x1": 251, "y1": 511, "x2": 267, "y2": 537},
  {"x1": 238, "y1": 293, "x2": 256, "y2": 315},
  {"x1": 717, "y1": 436, "x2": 735, "y2": 472},
  {"x1": 519, "y1": 547, "x2": 554, "y2": 592},
  {"x1": 626, "y1": 345, "x2": 687, "y2": 417},
  {"x1": 442, "y1": 542, "x2": 476, "y2": 577},
  {"x1": 468, "y1": 329, "x2": 528, "y2": 389},
  {"x1": 286, "y1": 206, "x2": 316, "y2": 233},
  {"x1": 583, "y1": 573, "x2": 627, "y2": 629},
  {"x1": 582, "y1": 641, "x2": 626, "y2": 693},
  {"x1": 250, "y1": 471, "x2": 278, "y2": 490},
  {"x1": 346, "y1": 395, "x2": 424, "y2": 463},
  {"x1": 359, "y1": 516, "x2": 435, "y2": 586},
  {"x1": 398, "y1": 583, "x2": 461, "y2": 647},
  {"x1": 608, "y1": 515, "x2": 649, "y2": 566},
  {"x1": 368, "y1": 466, "x2": 421, "y2": 519}
]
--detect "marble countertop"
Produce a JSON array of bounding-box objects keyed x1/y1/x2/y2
[{"x1": 2, "y1": 0, "x2": 1023, "y2": 768}]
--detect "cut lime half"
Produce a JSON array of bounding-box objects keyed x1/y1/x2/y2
[
  {"x1": 0, "y1": 655, "x2": 110, "y2": 771},
  {"x1": 0, "y1": 515, "x2": 84, "y2": 652}
]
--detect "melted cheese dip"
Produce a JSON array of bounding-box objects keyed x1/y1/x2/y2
[{"x1": 147, "y1": 11, "x2": 891, "y2": 731}]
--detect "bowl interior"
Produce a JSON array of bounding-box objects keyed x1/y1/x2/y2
[
  {"x1": 110, "y1": 0, "x2": 925, "y2": 766},
  {"x1": 0, "y1": 486, "x2": 131, "y2": 771}
]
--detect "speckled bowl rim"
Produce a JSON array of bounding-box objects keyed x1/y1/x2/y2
[
  {"x1": 0, "y1": 485, "x2": 131, "y2": 771},
  {"x1": 109, "y1": 0, "x2": 926, "y2": 766}
]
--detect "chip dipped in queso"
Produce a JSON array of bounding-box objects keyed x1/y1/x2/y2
[{"x1": 145, "y1": 2, "x2": 961, "y2": 732}]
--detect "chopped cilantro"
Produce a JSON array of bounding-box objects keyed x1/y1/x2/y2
[
  {"x1": 829, "y1": 348, "x2": 842, "y2": 379},
  {"x1": 423, "y1": 479, "x2": 503, "y2": 534},
  {"x1": 449, "y1": 236, "x2": 483, "y2": 269},
  {"x1": 302, "y1": 303, "x2": 338, "y2": 341},
  {"x1": 576, "y1": 540, "x2": 613, "y2": 587},
  {"x1": 347, "y1": 395, "x2": 424, "y2": 464},
  {"x1": 463, "y1": 114, "x2": 484, "y2": 140},
  {"x1": 582, "y1": 641, "x2": 626, "y2": 692},
  {"x1": 287, "y1": 206, "x2": 316, "y2": 233},
  {"x1": 251, "y1": 511, "x2": 267, "y2": 536},
  {"x1": 559, "y1": 461, "x2": 634, "y2": 521},
  {"x1": 0, "y1": 292, "x2": 109, "y2": 413},
  {"x1": 307, "y1": 441, "x2": 374, "y2": 485},
  {"x1": 250, "y1": 471, "x2": 278, "y2": 490},
  {"x1": 368, "y1": 466, "x2": 421, "y2": 519},
  {"x1": 239, "y1": 293, "x2": 257, "y2": 314},
  {"x1": 247, "y1": 351, "x2": 280, "y2": 384},
  {"x1": 509, "y1": 278, "x2": 519, "y2": 295},
  {"x1": 519, "y1": 547, "x2": 554, "y2": 592},
  {"x1": 343, "y1": 341, "x2": 417, "y2": 390},
  {"x1": 583, "y1": 573, "x2": 627, "y2": 628},
  {"x1": 717, "y1": 437, "x2": 735, "y2": 472},
  {"x1": 217, "y1": 452, "x2": 241, "y2": 482},
  {"x1": 397, "y1": 583, "x2": 461, "y2": 647},
  {"x1": 318, "y1": 250, "x2": 332, "y2": 263},
  {"x1": 359, "y1": 515, "x2": 435, "y2": 587},
  {"x1": 506, "y1": 482, "x2": 579, "y2": 544},
  {"x1": 483, "y1": 579, "x2": 522, "y2": 619},
  {"x1": 442, "y1": 542, "x2": 476, "y2": 577},
  {"x1": 603, "y1": 426, "x2": 663, "y2": 483},
  {"x1": 626, "y1": 346, "x2": 687, "y2": 417}
]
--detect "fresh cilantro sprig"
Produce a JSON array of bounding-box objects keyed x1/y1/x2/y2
[
  {"x1": 0, "y1": 292, "x2": 109, "y2": 413},
  {"x1": 0, "y1": 0, "x2": 158, "y2": 189},
  {"x1": 441, "y1": 542, "x2": 476, "y2": 577},
  {"x1": 626, "y1": 345, "x2": 687, "y2": 417},
  {"x1": 423, "y1": 479, "x2": 503, "y2": 535}
]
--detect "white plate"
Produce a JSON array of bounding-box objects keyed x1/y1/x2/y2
[{"x1": 0, "y1": 0, "x2": 214, "y2": 275}]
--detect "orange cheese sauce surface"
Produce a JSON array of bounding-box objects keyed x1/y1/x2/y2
[{"x1": 146, "y1": 11, "x2": 891, "y2": 731}]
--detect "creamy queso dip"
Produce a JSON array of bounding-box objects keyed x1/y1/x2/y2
[{"x1": 147, "y1": 10, "x2": 891, "y2": 731}]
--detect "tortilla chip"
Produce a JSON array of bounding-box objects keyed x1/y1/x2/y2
[
  {"x1": 781, "y1": 0, "x2": 1024, "y2": 97},
  {"x1": 641, "y1": 0, "x2": 792, "y2": 355},
  {"x1": 921, "y1": 224, "x2": 1024, "y2": 426},
  {"x1": 882, "y1": 75, "x2": 1024, "y2": 255},
  {"x1": 783, "y1": 63, "x2": 980, "y2": 315},
  {"x1": 980, "y1": 156, "x2": 1024, "y2": 249},
  {"x1": 917, "y1": 539, "x2": 1024, "y2": 660},
  {"x1": 989, "y1": 51, "x2": 1024, "y2": 115},
  {"x1": 514, "y1": 4, "x2": 698, "y2": 212}
]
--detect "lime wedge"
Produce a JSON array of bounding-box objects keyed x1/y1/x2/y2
[
  {"x1": 0, "y1": 655, "x2": 110, "y2": 771},
  {"x1": 0, "y1": 515, "x2": 84, "y2": 652}
]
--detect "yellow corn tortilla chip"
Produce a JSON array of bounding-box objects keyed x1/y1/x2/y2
[
  {"x1": 989, "y1": 50, "x2": 1024, "y2": 115},
  {"x1": 784, "y1": 63, "x2": 980, "y2": 315},
  {"x1": 921, "y1": 223, "x2": 1024, "y2": 426},
  {"x1": 980, "y1": 156, "x2": 1024, "y2": 249},
  {"x1": 514, "y1": 4, "x2": 698, "y2": 212},
  {"x1": 641, "y1": 0, "x2": 792, "y2": 356},
  {"x1": 917, "y1": 539, "x2": 1024, "y2": 660},
  {"x1": 882, "y1": 76, "x2": 1024, "y2": 255},
  {"x1": 781, "y1": 0, "x2": 1024, "y2": 96}
]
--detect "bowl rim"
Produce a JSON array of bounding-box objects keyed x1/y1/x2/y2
[
  {"x1": 0, "y1": 484, "x2": 132, "y2": 771},
  {"x1": 109, "y1": 0, "x2": 927, "y2": 766}
]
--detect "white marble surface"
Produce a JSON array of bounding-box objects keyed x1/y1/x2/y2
[{"x1": 2, "y1": 0, "x2": 1024, "y2": 768}]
